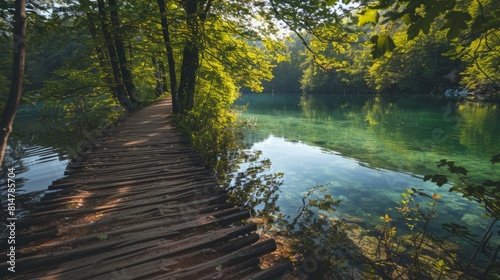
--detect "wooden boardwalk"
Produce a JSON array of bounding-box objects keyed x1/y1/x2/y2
[{"x1": 1, "y1": 99, "x2": 291, "y2": 279}]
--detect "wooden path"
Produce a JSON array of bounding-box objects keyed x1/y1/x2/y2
[{"x1": 1, "y1": 99, "x2": 291, "y2": 279}]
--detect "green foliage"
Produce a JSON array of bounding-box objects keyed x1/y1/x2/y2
[
  {"x1": 368, "y1": 188, "x2": 454, "y2": 279},
  {"x1": 423, "y1": 157, "x2": 500, "y2": 278},
  {"x1": 352, "y1": 0, "x2": 500, "y2": 91},
  {"x1": 261, "y1": 1, "x2": 475, "y2": 95},
  {"x1": 222, "y1": 150, "x2": 283, "y2": 217},
  {"x1": 259, "y1": 36, "x2": 302, "y2": 93},
  {"x1": 433, "y1": 158, "x2": 500, "y2": 219},
  {"x1": 300, "y1": 52, "x2": 345, "y2": 94},
  {"x1": 271, "y1": 185, "x2": 355, "y2": 279},
  {"x1": 370, "y1": 34, "x2": 396, "y2": 59},
  {"x1": 173, "y1": 8, "x2": 278, "y2": 169},
  {"x1": 343, "y1": 155, "x2": 500, "y2": 279},
  {"x1": 441, "y1": 11, "x2": 472, "y2": 40},
  {"x1": 364, "y1": 29, "x2": 459, "y2": 94},
  {"x1": 424, "y1": 173, "x2": 448, "y2": 187}
]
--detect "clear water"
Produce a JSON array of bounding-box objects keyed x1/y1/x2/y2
[{"x1": 236, "y1": 93, "x2": 499, "y2": 239}]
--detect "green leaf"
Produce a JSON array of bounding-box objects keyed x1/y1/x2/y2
[
  {"x1": 471, "y1": 16, "x2": 485, "y2": 32},
  {"x1": 370, "y1": 35, "x2": 396, "y2": 59},
  {"x1": 437, "y1": 159, "x2": 450, "y2": 168},
  {"x1": 441, "y1": 11, "x2": 472, "y2": 40},
  {"x1": 423, "y1": 174, "x2": 433, "y2": 182},
  {"x1": 358, "y1": 9, "x2": 380, "y2": 27},
  {"x1": 431, "y1": 174, "x2": 448, "y2": 187},
  {"x1": 407, "y1": 16, "x2": 432, "y2": 40},
  {"x1": 449, "y1": 166, "x2": 468, "y2": 176},
  {"x1": 326, "y1": 0, "x2": 338, "y2": 6}
]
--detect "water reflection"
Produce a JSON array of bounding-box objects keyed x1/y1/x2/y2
[
  {"x1": 0, "y1": 109, "x2": 87, "y2": 223},
  {"x1": 237, "y1": 94, "x2": 499, "y2": 181},
  {"x1": 251, "y1": 136, "x2": 485, "y2": 235},
  {"x1": 1, "y1": 140, "x2": 70, "y2": 223}
]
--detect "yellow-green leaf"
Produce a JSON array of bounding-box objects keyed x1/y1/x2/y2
[
  {"x1": 401, "y1": 13, "x2": 412, "y2": 25},
  {"x1": 358, "y1": 9, "x2": 380, "y2": 27},
  {"x1": 384, "y1": 214, "x2": 392, "y2": 223}
]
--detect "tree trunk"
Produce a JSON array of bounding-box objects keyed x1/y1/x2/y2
[
  {"x1": 178, "y1": 42, "x2": 198, "y2": 113},
  {"x1": 86, "y1": 12, "x2": 120, "y2": 100},
  {"x1": 159, "y1": 61, "x2": 169, "y2": 93},
  {"x1": 152, "y1": 56, "x2": 164, "y2": 97},
  {"x1": 0, "y1": 0, "x2": 27, "y2": 166},
  {"x1": 157, "y1": 0, "x2": 180, "y2": 114},
  {"x1": 108, "y1": 0, "x2": 140, "y2": 110},
  {"x1": 177, "y1": 0, "x2": 212, "y2": 114},
  {"x1": 178, "y1": 0, "x2": 200, "y2": 114},
  {"x1": 97, "y1": 0, "x2": 134, "y2": 112}
]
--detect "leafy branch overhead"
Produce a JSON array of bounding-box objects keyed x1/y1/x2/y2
[
  {"x1": 356, "y1": 0, "x2": 498, "y2": 58},
  {"x1": 426, "y1": 158, "x2": 500, "y2": 220}
]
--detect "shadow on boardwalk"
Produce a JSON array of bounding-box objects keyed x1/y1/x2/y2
[{"x1": 0, "y1": 98, "x2": 291, "y2": 279}]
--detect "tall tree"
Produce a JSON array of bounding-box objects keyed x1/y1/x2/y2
[
  {"x1": 157, "y1": 0, "x2": 180, "y2": 113},
  {"x1": 108, "y1": 0, "x2": 140, "y2": 109},
  {"x1": 178, "y1": 0, "x2": 212, "y2": 114},
  {"x1": 96, "y1": 0, "x2": 136, "y2": 112},
  {"x1": 0, "y1": 0, "x2": 27, "y2": 166}
]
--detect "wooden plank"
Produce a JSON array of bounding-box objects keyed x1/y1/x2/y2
[
  {"x1": 154, "y1": 239, "x2": 277, "y2": 279},
  {"x1": 244, "y1": 260, "x2": 294, "y2": 280},
  {"x1": 19, "y1": 209, "x2": 251, "y2": 260}
]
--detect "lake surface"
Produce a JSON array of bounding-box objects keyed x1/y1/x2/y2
[
  {"x1": 235, "y1": 93, "x2": 499, "y2": 243},
  {"x1": 0, "y1": 109, "x2": 83, "y2": 218}
]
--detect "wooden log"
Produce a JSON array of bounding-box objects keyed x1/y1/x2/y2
[{"x1": 216, "y1": 233, "x2": 260, "y2": 254}]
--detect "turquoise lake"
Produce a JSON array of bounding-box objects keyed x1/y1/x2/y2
[{"x1": 235, "y1": 93, "x2": 499, "y2": 242}]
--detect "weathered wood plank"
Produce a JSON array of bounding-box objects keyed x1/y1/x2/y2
[
  {"x1": 36, "y1": 225, "x2": 259, "y2": 279},
  {"x1": 244, "y1": 260, "x2": 294, "y2": 280},
  {"x1": 153, "y1": 239, "x2": 277, "y2": 279}
]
